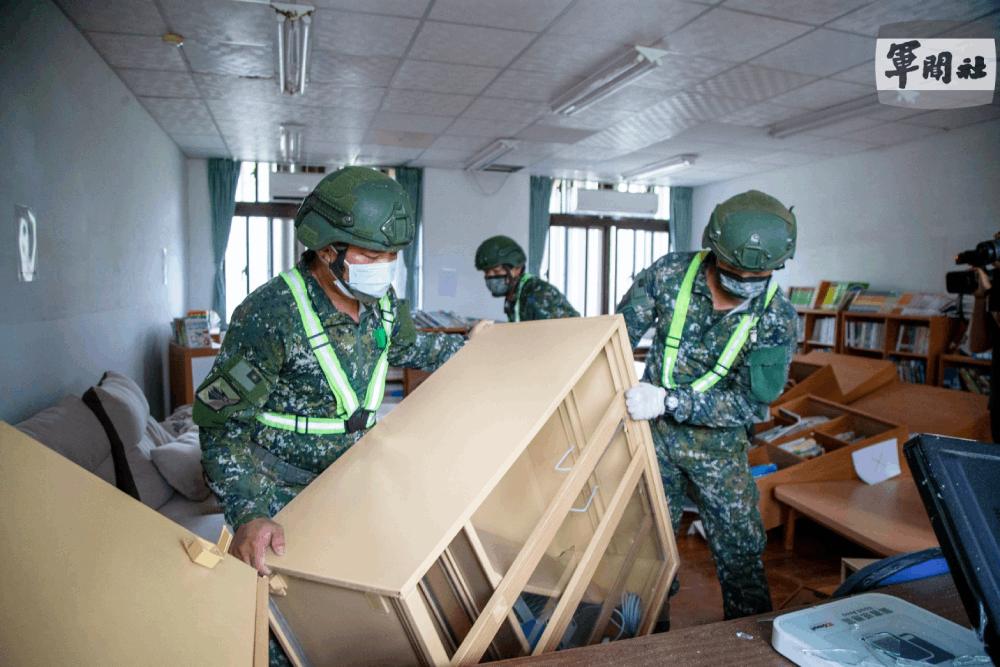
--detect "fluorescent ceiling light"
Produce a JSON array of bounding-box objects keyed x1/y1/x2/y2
[
  {"x1": 550, "y1": 45, "x2": 668, "y2": 116},
  {"x1": 768, "y1": 94, "x2": 881, "y2": 138},
  {"x1": 279, "y1": 123, "x2": 304, "y2": 169},
  {"x1": 465, "y1": 139, "x2": 520, "y2": 171},
  {"x1": 622, "y1": 154, "x2": 697, "y2": 181},
  {"x1": 273, "y1": 2, "x2": 313, "y2": 96}
]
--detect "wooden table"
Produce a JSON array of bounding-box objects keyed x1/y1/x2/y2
[
  {"x1": 776, "y1": 478, "x2": 937, "y2": 556},
  {"x1": 500, "y1": 575, "x2": 967, "y2": 666},
  {"x1": 794, "y1": 351, "x2": 896, "y2": 403},
  {"x1": 851, "y1": 380, "x2": 990, "y2": 440},
  {"x1": 168, "y1": 342, "x2": 220, "y2": 411}
]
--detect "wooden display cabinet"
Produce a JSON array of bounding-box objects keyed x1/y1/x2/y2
[
  {"x1": 266, "y1": 316, "x2": 678, "y2": 666},
  {"x1": 747, "y1": 396, "x2": 907, "y2": 530},
  {"x1": 0, "y1": 423, "x2": 268, "y2": 665},
  {"x1": 840, "y1": 313, "x2": 952, "y2": 386},
  {"x1": 798, "y1": 308, "x2": 841, "y2": 354}
]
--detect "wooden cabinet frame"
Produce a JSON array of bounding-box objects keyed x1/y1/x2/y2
[{"x1": 267, "y1": 316, "x2": 678, "y2": 666}]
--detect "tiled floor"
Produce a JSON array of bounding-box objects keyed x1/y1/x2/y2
[{"x1": 669, "y1": 512, "x2": 876, "y2": 629}]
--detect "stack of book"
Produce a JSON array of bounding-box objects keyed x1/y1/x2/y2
[
  {"x1": 778, "y1": 437, "x2": 825, "y2": 459},
  {"x1": 411, "y1": 310, "x2": 476, "y2": 329},
  {"x1": 896, "y1": 292, "x2": 954, "y2": 315},
  {"x1": 811, "y1": 317, "x2": 837, "y2": 345},
  {"x1": 845, "y1": 320, "x2": 884, "y2": 350},
  {"x1": 848, "y1": 290, "x2": 900, "y2": 313},
  {"x1": 172, "y1": 311, "x2": 212, "y2": 347},
  {"x1": 788, "y1": 287, "x2": 816, "y2": 308},
  {"x1": 895, "y1": 324, "x2": 930, "y2": 354},
  {"x1": 895, "y1": 359, "x2": 927, "y2": 384},
  {"x1": 942, "y1": 367, "x2": 991, "y2": 394},
  {"x1": 814, "y1": 281, "x2": 869, "y2": 311}
]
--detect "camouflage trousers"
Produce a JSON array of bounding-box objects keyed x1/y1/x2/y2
[{"x1": 650, "y1": 418, "x2": 772, "y2": 620}]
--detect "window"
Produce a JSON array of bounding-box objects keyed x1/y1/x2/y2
[
  {"x1": 226, "y1": 162, "x2": 297, "y2": 322},
  {"x1": 543, "y1": 180, "x2": 670, "y2": 317}
]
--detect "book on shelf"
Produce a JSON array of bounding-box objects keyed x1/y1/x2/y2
[
  {"x1": 809, "y1": 316, "x2": 837, "y2": 345},
  {"x1": 894, "y1": 358, "x2": 927, "y2": 384},
  {"x1": 845, "y1": 320, "x2": 884, "y2": 350},
  {"x1": 894, "y1": 292, "x2": 955, "y2": 316},
  {"x1": 814, "y1": 280, "x2": 869, "y2": 311},
  {"x1": 847, "y1": 289, "x2": 900, "y2": 313},
  {"x1": 796, "y1": 314, "x2": 806, "y2": 343},
  {"x1": 788, "y1": 286, "x2": 816, "y2": 308},
  {"x1": 956, "y1": 367, "x2": 991, "y2": 395},
  {"x1": 172, "y1": 312, "x2": 212, "y2": 347},
  {"x1": 895, "y1": 324, "x2": 930, "y2": 354}
]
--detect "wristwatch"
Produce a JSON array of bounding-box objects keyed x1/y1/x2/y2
[{"x1": 665, "y1": 393, "x2": 680, "y2": 412}]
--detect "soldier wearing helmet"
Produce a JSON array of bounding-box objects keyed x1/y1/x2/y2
[
  {"x1": 195, "y1": 167, "x2": 487, "y2": 584},
  {"x1": 474, "y1": 235, "x2": 579, "y2": 321},
  {"x1": 616, "y1": 190, "x2": 798, "y2": 620}
]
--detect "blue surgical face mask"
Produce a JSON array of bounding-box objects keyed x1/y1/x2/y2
[
  {"x1": 718, "y1": 266, "x2": 769, "y2": 299},
  {"x1": 485, "y1": 274, "x2": 510, "y2": 297},
  {"x1": 339, "y1": 257, "x2": 397, "y2": 303}
]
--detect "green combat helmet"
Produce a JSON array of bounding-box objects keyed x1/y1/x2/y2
[
  {"x1": 703, "y1": 190, "x2": 796, "y2": 271},
  {"x1": 475, "y1": 235, "x2": 526, "y2": 270},
  {"x1": 294, "y1": 166, "x2": 415, "y2": 252}
]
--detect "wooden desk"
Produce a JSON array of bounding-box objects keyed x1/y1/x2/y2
[
  {"x1": 776, "y1": 478, "x2": 937, "y2": 557},
  {"x1": 794, "y1": 351, "x2": 896, "y2": 403},
  {"x1": 501, "y1": 575, "x2": 967, "y2": 666},
  {"x1": 851, "y1": 380, "x2": 990, "y2": 440},
  {"x1": 168, "y1": 342, "x2": 220, "y2": 411}
]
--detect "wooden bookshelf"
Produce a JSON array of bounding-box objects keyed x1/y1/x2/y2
[
  {"x1": 839, "y1": 312, "x2": 952, "y2": 385},
  {"x1": 797, "y1": 308, "x2": 841, "y2": 354},
  {"x1": 938, "y1": 353, "x2": 991, "y2": 394}
]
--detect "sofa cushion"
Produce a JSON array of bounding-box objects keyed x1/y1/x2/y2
[
  {"x1": 158, "y1": 494, "x2": 225, "y2": 541},
  {"x1": 146, "y1": 416, "x2": 176, "y2": 448},
  {"x1": 151, "y1": 432, "x2": 211, "y2": 501},
  {"x1": 15, "y1": 396, "x2": 114, "y2": 484}
]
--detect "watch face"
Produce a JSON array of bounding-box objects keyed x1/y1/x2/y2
[{"x1": 666, "y1": 396, "x2": 680, "y2": 410}]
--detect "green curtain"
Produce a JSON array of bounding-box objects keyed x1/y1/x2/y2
[
  {"x1": 394, "y1": 166, "x2": 423, "y2": 306},
  {"x1": 669, "y1": 186, "x2": 693, "y2": 252},
  {"x1": 528, "y1": 176, "x2": 554, "y2": 275},
  {"x1": 208, "y1": 158, "x2": 242, "y2": 325}
]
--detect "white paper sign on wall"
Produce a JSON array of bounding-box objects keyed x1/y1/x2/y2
[{"x1": 15, "y1": 205, "x2": 37, "y2": 283}]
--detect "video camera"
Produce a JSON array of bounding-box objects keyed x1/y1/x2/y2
[{"x1": 945, "y1": 238, "x2": 999, "y2": 295}]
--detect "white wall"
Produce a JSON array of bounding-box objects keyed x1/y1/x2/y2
[
  {"x1": 186, "y1": 158, "x2": 214, "y2": 312},
  {"x1": 690, "y1": 120, "x2": 1000, "y2": 293},
  {"x1": 0, "y1": 0, "x2": 188, "y2": 421},
  {"x1": 421, "y1": 169, "x2": 530, "y2": 320}
]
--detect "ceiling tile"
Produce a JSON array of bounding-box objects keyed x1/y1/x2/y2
[
  {"x1": 863, "y1": 105, "x2": 928, "y2": 121},
  {"x1": 693, "y1": 64, "x2": 816, "y2": 103},
  {"x1": 538, "y1": 106, "x2": 638, "y2": 130},
  {"x1": 381, "y1": 89, "x2": 473, "y2": 115},
  {"x1": 158, "y1": 0, "x2": 273, "y2": 47},
  {"x1": 935, "y1": 13, "x2": 1000, "y2": 39},
  {"x1": 516, "y1": 124, "x2": 598, "y2": 143},
  {"x1": 801, "y1": 116, "x2": 886, "y2": 137},
  {"x1": 553, "y1": 144, "x2": 635, "y2": 161},
  {"x1": 828, "y1": 0, "x2": 998, "y2": 36},
  {"x1": 408, "y1": 21, "x2": 536, "y2": 68},
  {"x1": 310, "y1": 0, "x2": 431, "y2": 17},
  {"x1": 769, "y1": 78, "x2": 871, "y2": 109},
  {"x1": 418, "y1": 148, "x2": 478, "y2": 163},
  {"x1": 749, "y1": 150, "x2": 825, "y2": 166},
  {"x1": 309, "y1": 51, "x2": 400, "y2": 87},
  {"x1": 830, "y1": 60, "x2": 874, "y2": 85},
  {"x1": 548, "y1": 0, "x2": 708, "y2": 45},
  {"x1": 719, "y1": 101, "x2": 806, "y2": 127},
  {"x1": 87, "y1": 32, "x2": 187, "y2": 71},
  {"x1": 370, "y1": 111, "x2": 455, "y2": 133},
  {"x1": 587, "y1": 85, "x2": 676, "y2": 112},
  {"x1": 795, "y1": 136, "x2": 874, "y2": 154},
  {"x1": 484, "y1": 69, "x2": 575, "y2": 102},
  {"x1": 844, "y1": 122, "x2": 945, "y2": 145},
  {"x1": 392, "y1": 60, "x2": 499, "y2": 95},
  {"x1": 429, "y1": 135, "x2": 492, "y2": 151},
  {"x1": 447, "y1": 117, "x2": 532, "y2": 137},
  {"x1": 461, "y1": 97, "x2": 548, "y2": 123},
  {"x1": 510, "y1": 33, "x2": 623, "y2": 77},
  {"x1": 662, "y1": 8, "x2": 812, "y2": 62},
  {"x1": 171, "y1": 133, "x2": 229, "y2": 156},
  {"x1": 208, "y1": 98, "x2": 373, "y2": 130},
  {"x1": 309, "y1": 11, "x2": 420, "y2": 58},
  {"x1": 752, "y1": 29, "x2": 875, "y2": 77},
  {"x1": 365, "y1": 129, "x2": 436, "y2": 149},
  {"x1": 428, "y1": 0, "x2": 573, "y2": 32},
  {"x1": 576, "y1": 102, "x2": 702, "y2": 151},
  {"x1": 183, "y1": 42, "x2": 272, "y2": 77},
  {"x1": 117, "y1": 69, "x2": 200, "y2": 98},
  {"x1": 195, "y1": 75, "x2": 385, "y2": 111},
  {"x1": 140, "y1": 97, "x2": 217, "y2": 135},
  {"x1": 635, "y1": 53, "x2": 735, "y2": 91},
  {"x1": 54, "y1": 0, "x2": 167, "y2": 34},
  {"x1": 721, "y1": 0, "x2": 871, "y2": 25},
  {"x1": 352, "y1": 145, "x2": 425, "y2": 164},
  {"x1": 901, "y1": 105, "x2": 1000, "y2": 129}
]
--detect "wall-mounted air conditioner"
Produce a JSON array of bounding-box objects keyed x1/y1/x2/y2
[{"x1": 572, "y1": 189, "x2": 659, "y2": 217}]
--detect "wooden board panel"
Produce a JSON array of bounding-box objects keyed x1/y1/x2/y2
[
  {"x1": 795, "y1": 351, "x2": 895, "y2": 402},
  {"x1": 0, "y1": 422, "x2": 260, "y2": 666},
  {"x1": 851, "y1": 380, "x2": 990, "y2": 440},
  {"x1": 269, "y1": 317, "x2": 623, "y2": 594}
]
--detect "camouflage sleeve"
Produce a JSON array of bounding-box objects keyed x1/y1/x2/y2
[
  {"x1": 387, "y1": 297, "x2": 465, "y2": 371},
  {"x1": 526, "y1": 281, "x2": 579, "y2": 319},
  {"x1": 669, "y1": 298, "x2": 797, "y2": 428},
  {"x1": 615, "y1": 266, "x2": 657, "y2": 348},
  {"x1": 195, "y1": 296, "x2": 287, "y2": 529}
]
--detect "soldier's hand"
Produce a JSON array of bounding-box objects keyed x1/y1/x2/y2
[
  {"x1": 625, "y1": 383, "x2": 667, "y2": 421},
  {"x1": 231, "y1": 517, "x2": 286, "y2": 576},
  {"x1": 468, "y1": 319, "x2": 494, "y2": 339}
]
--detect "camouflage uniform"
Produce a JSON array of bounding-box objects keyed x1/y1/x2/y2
[
  {"x1": 195, "y1": 260, "x2": 464, "y2": 530},
  {"x1": 504, "y1": 274, "x2": 580, "y2": 322},
  {"x1": 617, "y1": 251, "x2": 796, "y2": 619}
]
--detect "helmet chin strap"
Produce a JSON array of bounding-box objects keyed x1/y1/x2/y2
[{"x1": 326, "y1": 244, "x2": 380, "y2": 305}]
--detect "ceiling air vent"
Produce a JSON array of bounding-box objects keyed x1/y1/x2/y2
[{"x1": 482, "y1": 164, "x2": 523, "y2": 174}]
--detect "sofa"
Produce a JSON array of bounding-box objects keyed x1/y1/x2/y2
[{"x1": 14, "y1": 371, "x2": 225, "y2": 541}]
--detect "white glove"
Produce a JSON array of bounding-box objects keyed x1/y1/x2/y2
[{"x1": 625, "y1": 383, "x2": 666, "y2": 421}]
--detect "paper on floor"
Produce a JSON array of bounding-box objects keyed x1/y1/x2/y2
[{"x1": 851, "y1": 438, "x2": 900, "y2": 485}]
